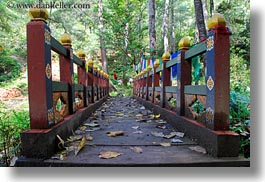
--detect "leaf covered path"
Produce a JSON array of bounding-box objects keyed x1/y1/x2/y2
[{"x1": 21, "y1": 96, "x2": 248, "y2": 166}]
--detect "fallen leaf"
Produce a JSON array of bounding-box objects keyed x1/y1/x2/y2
[
  {"x1": 106, "y1": 131, "x2": 124, "y2": 137},
  {"x1": 65, "y1": 146, "x2": 75, "y2": 152},
  {"x1": 151, "y1": 131, "x2": 164, "y2": 137},
  {"x1": 156, "y1": 120, "x2": 167, "y2": 124},
  {"x1": 135, "y1": 114, "x2": 143, "y2": 117},
  {"x1": 140, "y1": 106, "x2": 145, "y2": 110},
  {"x1": 189, "y1": 146, "x2": 207, "y2": 154},
  {"x1": 84, "y1": 122, "x2": 100, "y2": 127},
  {"x1": 67, "y1": 135, "x2": 82, "y2": 142},
  {"x1": 175, "y1": 132, "x2": 185, "y2": 138},
  {"x1": 130, "y1": 147, "x2": 143, "y2": 153},
  {"x1": 150, "y1": 114, "x2": 161, "y2": 119},
  {"x1": 99, "y1": 151, "x2": 122, "y2": 159},
  {"x1": 163, "y1": 132, "x2": 177, "y2": 139},
  {"x1": 79, "y1": 126, "x2": 87, "y2": 131},
  {"x1": 133, "y1": 131, "x2": 143, "y2": 134},
  {"x1": 75, "y1": 136, "x2": 86, "y2": 156},
  {"x1": 85, "y1": 135, "x2": 93, "y2": 141},
  {"x1": 132, "y1": 126, "x2": 140, "y2": 130},
  {"x1": 57, "y1": 135, "x2": 65, "y2": 150},
  {"x1": 171, "y1": 138, "x2": 183, "y2": 143},
  {"x1": 160, "y1": 143, "x2": 171, "y2": 147}
]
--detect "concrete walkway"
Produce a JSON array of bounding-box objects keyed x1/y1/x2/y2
[{"x1": 16, "y1": 96, "x2": 249, "y2": 167}]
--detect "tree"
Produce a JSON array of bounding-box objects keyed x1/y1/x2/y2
[
  {"x1": 98, "y1": 0, "x2": 108, "y2": 73},
  {"x1": 148, "y1": 0, "x2": 156, "y2": 59},
  {"x1": 162, "y1": 0, "x2": 169, "y2": 53},
  {"x1": 169, "y1": 0, "x2": 175, "y2": 54},
  {"x1": 194, "y1": 0, "x2": 207, "y2": 41}
]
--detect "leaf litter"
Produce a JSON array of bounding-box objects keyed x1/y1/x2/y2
[
  {"x1": 130, "y1": 147, "x2": 143, "y2": 153},
  {"x1": 99, "y1": 151, "x2": 122, "y2": 159}
]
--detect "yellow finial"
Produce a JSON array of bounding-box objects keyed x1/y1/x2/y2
[
  {"x1": 60, "y1": 33, "x2": 72, "y2": 46},
  {"x1": 148, "y1": 65, "x2": 152, "y2": 71},
  {"x1": 93, "y1": 65, "x2": 98, "y2": 71},
  {"x1": 162, "y1": 52, "x2": 171, "y2": 62},
  {"x1": 207, "y1": 13, "x2": 226, "y2": 29},
  {"x1": 77, "y1": 51, "x2": 86, "y2": 59},
  {"x1": 154, "y1": 60, "x2": 160, "y2": 68},
  {"x1": 29, "y1": 8, "x2": 49, "y2": 22},
  {"x1": 178, "y1": 37, "x2": 190, "y2": 49}
]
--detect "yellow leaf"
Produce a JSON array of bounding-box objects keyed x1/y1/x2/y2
[
  {"x1": 154, "y1": 114, "x2": 161, "y2": 119},
  {"x1": 79, "y1": 126, "x2": 87, "y2": 131},
  {"x1": 99, "y1": 151, "x2": 122, "y2": 159},
  {"x1": 67, "y1": 135, "x2": 82, "y2": 142},
  {"x1": 75, "y1": 136, "x2": 86, "y2": 156},
  {"x1": 106, "y1": 131, "x2": 124, "y2": 137}
]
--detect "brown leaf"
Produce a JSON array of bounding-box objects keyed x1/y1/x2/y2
[
  {"x1": 67, "y1": 135, "x2": 82, "y2": 142},
  {"x1": 106, "y1": 131, "x2": 124, "y2": 137},
  {"x1": 99, "y1": 151, "x2": 122, "y2": 159},
  {"x1": 189, "y1": 146, "x2": 207, "y2": 154},
  {"x1": 151, "y1": 131, "x2": 164, "y2": 137},
  {"x1": 79, "y1": 126, "x2": 87, "y2": 131},
  {"x1": 130, "y1": 147, "x2": 143, "y2": 153}
]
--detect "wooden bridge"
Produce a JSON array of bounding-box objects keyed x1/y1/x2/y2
[{"x1": 16, "y1": 9, "x2": 249, "y2": 167}]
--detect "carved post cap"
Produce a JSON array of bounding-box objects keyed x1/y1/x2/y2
[
  {"x1": 154, "y1": 60, "x2": 160, "y2": 68},
  {"x1": 207, "y1": 13, "x2": 226, "y2": 29},
  {"x1": 77, "y1": 51, "x2": 86, "y2": 59},
  {"x1": 29, "y1": 8, "x2": 49, "y2": 22},
  {"x1": 60, "y1": 33, "x2": 72, "y2": 46},
  {"x1": 162, "y1": 52, "x2": 171, "y2": 62},
  {"x1": 178, "y1": 37, "x2": 190, "y2": 49}
]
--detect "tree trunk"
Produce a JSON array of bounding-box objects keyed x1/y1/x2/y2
[
  {"x1": 148, "y1": 0, "x2": 156, "y2": 59},
  {"x1": 194, "y1": 0, "x2": 207, "y2": 41},
  {"x1": 201, "y1": 0, "x2": 208, "y2": 24},
  {"x1": 210, "y1": 0, "x2": 214, "y2": 17},
  {"x1": 162, "y1": 0, "x2": 170, "y2": 53},
  {"x1": 169, "y1": 0, "x2": 175, "y2": 54},
  {"x1": 122, "y1": 22, "x2": 129, "y2": 85},
  {"x1": 98, "y1": 0, "x2": 108, "y2": 73}
]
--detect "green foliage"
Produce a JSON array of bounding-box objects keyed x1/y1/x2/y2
[
  {"x1": 229, "y1": 90, "x2": 250, "y2": 158},
  {"x1": 191, "y1": 100, "x2": 205, "y2": 114},
  {"x1": 0, "y1": 52, "x2": 21, "y2": 84},
  {"x1": 0, "y1": 103, "x2": 30, "y2": 166}
]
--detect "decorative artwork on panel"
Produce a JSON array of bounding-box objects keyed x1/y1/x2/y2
[
  {"x1": 207, "y1": 76, "x2": 214, "y2": 91},
  {"x1": 206, "y1": 35, "x2": 214, "y2": 51},
  {"x1": 44, "y1": 29, "x2": 51, "y2": 45},
  {"x1": 47, "y1": 107, "x2": 54, "y2": 123},
  {"x1": 206, "y1": 107, "x2": 214, "y2": 124},
  {"x1": 45, "y1": 63, "x2": 52, "y2": 79}
]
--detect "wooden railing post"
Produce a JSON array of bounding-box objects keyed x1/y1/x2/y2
[
  {"x1": 93, "y1": 65, "x2": 99, "y2": 101},
  {"x1": 161, "y1": 52, "x2": 171, "y2": 108},
  {"x1": 77, "y1": 51, "x2": 88, "y2": 107},
  {"x1": 27, "y1": 8, "x2": 54, "y2": 129},
  {"x1": 176, "y1": 37, "x2": 191, "y2": 116},
  {"x1": 152, "y1": 61, "x2": 160, "y2": 103},
  {"x1": 87, "y1": 59, "x2": 94, "y2": 103},
  {"x1": 59, "y1": 33, "x2": 75, "y2": 114},
  {"x1": 146, "y1": 66, "x2": 153, "y2": 101},
  {"x1": 205, "y1": 14, "x2": 231, "y2": 130}
]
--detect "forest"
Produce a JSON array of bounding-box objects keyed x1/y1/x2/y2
[{"x1": 0, "y1": 0, "x2": 250, "y2": 166}]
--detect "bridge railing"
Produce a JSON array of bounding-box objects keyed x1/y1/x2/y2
[
  {"x1": 133, "y1": 14, "x2": 238, "y2": 157},
  {"x1": 26, "y1": 9, "x2": 109, "y2": 130}
]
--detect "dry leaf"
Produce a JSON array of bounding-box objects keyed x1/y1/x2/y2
[
  {"x1": 151, "y1": 131, "x2": 164, "y2": 137},
  {"x1": 84, "y1": 122, "x2": 100, "y2": 127},
  {"x1": 106, "y1": 131, "x2": 124, "y2": 137},
  {"x1": 175, "y1": 132, "x2": 185, "y2": 138},
  {"x1": 160, "y1": 143, "x2": 171, "y2": 147},
  {"x1": 189, "y1": 146, "x2": 207, "y2": 154},
  {"x1": 79, "y1": 126, "x2": 87, "y2": 131},
  {"x1": 99, "y1": 151, "x2": 122, "y2": 159},
  {"x1": 133, "y1": 131, "x2": 143, "y2": 134},
  {"x1": 130, "y1": 147, "x2": 143, "y2": 153},
  {"x1": 75, "y1": 136, "x2": 86, "y2": 156},
  {"x1": 67, "y1": 135, "x2": 82, "y2": 142},
  {"x1": 163, "y1": 132, "x2": 177, "y2": 139},
  {"x1": 132, "y1": 126, "x2": 139, "y2": 130},
  {"x1": 57, "y1": 135, "x2": 65, "y2": 150},
  {"x1": 85, "y1": 135, "x2": 93, "y2": 141},
  {"x1": 171, "y1": 138, "x2": 183, "y2": 143},
  {"x1": 136, "y1": 114, "x2": 143, "y2": 117}
]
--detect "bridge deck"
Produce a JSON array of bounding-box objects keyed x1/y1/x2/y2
[{"x1": 16, "y1": 97, "x2": 249, "y2": 167}]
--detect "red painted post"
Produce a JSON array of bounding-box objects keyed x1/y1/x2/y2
[
  {"x1": 27, "y1": 9, "x2": 54, "y2": 129},
  {"x1": 146, "y1": 66, "x2": 153, "y2": 101},
  {"x1": 87, "y1": 60, "x2": 94, "y2": 103},
  {"x1": 176, "y1": 38, "x2": 191, "y2": 116},
  {"x1": 152, "y1": 61, "x2": 160, "y2": 103},
  {"x1": 160, "y1": 52, "x2": 171, "y2": 108},
  {"x1": 77, "y1": 51, "x2": 88, "y2": 107},
  {"x1": 93, "y1": 65, "x2": 99, "y2": 101},
  {"x1": 59, "y1": 33, "x2": 75, "y2": 114},
  {"x1": 205, "y1": 14, "x2": 231, "y2": 130}
]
